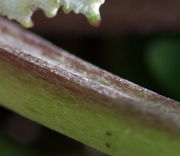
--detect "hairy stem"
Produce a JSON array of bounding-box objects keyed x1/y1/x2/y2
[{"x1": 0, "y1": 18, "x2": 180, "y2": 156}]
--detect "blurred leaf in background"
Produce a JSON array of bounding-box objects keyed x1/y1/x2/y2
[
  {"x1": 146, "y1": 38, "x2": 180, "y2": 101},
  {"x1": 0, "y1": 130, "x2": 36, "y2": 156}
]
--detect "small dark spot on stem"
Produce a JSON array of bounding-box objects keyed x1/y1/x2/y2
[
  {"x1": 106, "y1": 131, "x2": 112, "y2": 136},
  {"x1": 106, "y1": 143, "x2": 111, "y2": 148}
]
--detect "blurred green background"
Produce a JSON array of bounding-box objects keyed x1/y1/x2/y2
[{"x1": 0, "y1": 1, "x2": 180, "y2": 155}]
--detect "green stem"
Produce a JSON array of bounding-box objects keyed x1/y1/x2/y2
[{"x1": 0, "y1": 18, "x2": 180, "y2": 156}]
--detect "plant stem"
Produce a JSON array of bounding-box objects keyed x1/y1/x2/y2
[{"x1": 0, "y1": 17, "x2": 180, "y2": 156}]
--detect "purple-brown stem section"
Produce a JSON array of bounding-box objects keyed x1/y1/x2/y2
[{"x1": 0, "y1": 17, "x2": 180, "y2": 136}]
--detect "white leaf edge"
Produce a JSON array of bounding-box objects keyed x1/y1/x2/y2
[{"x1": 0, "y1": 0, "x2": 105, "y2": 27}]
